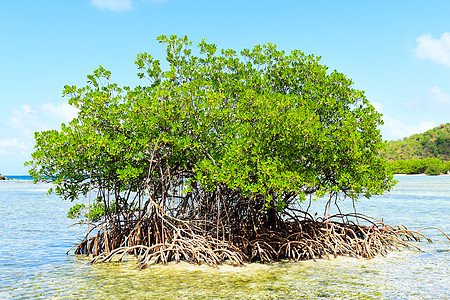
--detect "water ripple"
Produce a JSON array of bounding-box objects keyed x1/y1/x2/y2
[{"x1": 0, "y1": 176, "x2": 449, "y2": 299}]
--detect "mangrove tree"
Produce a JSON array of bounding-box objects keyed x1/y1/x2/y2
[{"x1": 27, "y1": 35, "x2": 428, "y2": 267}]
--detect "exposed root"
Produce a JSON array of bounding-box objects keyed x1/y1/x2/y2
[
  {"x1": 417, "y1": 226, "x2": 450, "y2": 241},
  {"x1": 72, "y1": 204, "x2": 439, "y2": 268}
]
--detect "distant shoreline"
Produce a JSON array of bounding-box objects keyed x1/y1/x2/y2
[
  {"x1": 0, "y1": 175, "x2": 33, "y2": 181},
  {"x1": 394, "y1": 173, "x2": 450, "y2": 176}
]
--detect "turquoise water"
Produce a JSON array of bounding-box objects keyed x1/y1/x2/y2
[{"x1": 0, "y1": 176, "x2": 449, "y2": 299}]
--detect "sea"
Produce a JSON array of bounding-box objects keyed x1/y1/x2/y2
[{"x1": 0, "y1": 175, "x2": 448, "y2": 299}]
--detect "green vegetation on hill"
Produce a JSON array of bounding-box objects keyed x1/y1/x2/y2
[
  {"x1": 383, "y1": 123, "x2": 450, "y2": 175},
  {"x1": 384, "y1": 123, "x2": 450, "y2": 161}
]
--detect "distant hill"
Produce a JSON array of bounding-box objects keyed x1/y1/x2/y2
[{"x1": 383, "y1": 123, "x2": 450, "y2": 162}]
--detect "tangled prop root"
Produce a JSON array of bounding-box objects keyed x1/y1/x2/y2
[
  {"x1": 246, "y1": 220, "x2": 430, "y2": 263},
  {"x1": 71, "y1": 205, "x2": 440, "y2": 268},
  {"x1": 91, "y1": 222, "x2": 246, "y2": 268}
]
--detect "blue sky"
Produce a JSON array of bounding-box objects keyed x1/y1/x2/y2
[{"x1": 1, "y1": 0, "x2": 449, "y2": 174}]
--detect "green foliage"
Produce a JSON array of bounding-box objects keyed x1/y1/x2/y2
[
  {"x1": 388, "y1": 158, "x2": 449, "y2": 175},
  {"x1": 67, "y1": 203, "x2": 86, "y2": 219},
  {"x1": 446, "y1": 161, "x2": 450, "y2": 173},
  {"x1": 67, "y1": 199, "x2": 115, "y2": 222},
  {"x1": 67, "y1": 200, "x2": 113, "y2": 222},
  {"x1": 27, "y1": 35, "x2": 395, "y2": 216}
]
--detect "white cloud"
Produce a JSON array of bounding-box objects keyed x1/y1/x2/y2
[
  {"x1": 415, "y1": 32, "x2": 450, "y2": 67},
  {"x1": 428, "y1": 86, "x2": 450, "y2": 107},
  {"x1": 0, "y1": 138, "x2": 27, "y2": 155},
  {"x1": 11, "y1": 104, "x2": 43, "y2": 137},
  {"x1": 91, "y1": 0, "x2": 132, "y2": 12},
  {"x1": 1, "y1": 103, "x2": 79, "y2": 174},
  {"x1": 373, "y1": 103, "x2": 437, "y2": 140},
  {"x1": 90, "y1": 0, "x2": 169, "y2": 12},
  {"x1": 398, "y1": 87, "x2": 450, "y2": 112},
  {"x1": 9, "y1": 102, "x2": 78, "y2": 145},
  {"x1": 41, "y1": 103, "x2": 79, "y2": 122},
  {"x1": 382, "y1": 116, "x2": 436, "y2": 141}
]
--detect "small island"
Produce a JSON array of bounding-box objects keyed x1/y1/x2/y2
[
  {"x1": 28, "y1": 35, "x2": 434, "y2": 268},
  {"x1": 383, "y1": 123, "x2": 450, "y2": 175}
]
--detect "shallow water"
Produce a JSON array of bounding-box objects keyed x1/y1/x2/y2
[{"x1": 0, "y1": 176, "x2": 449, "y2": 299}]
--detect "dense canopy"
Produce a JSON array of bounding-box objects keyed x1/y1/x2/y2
[{"x1": 29, "y1": 35, "x2": 393, "y2": 205}]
